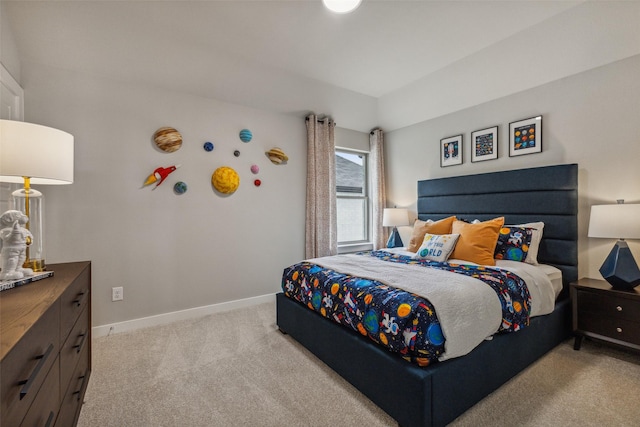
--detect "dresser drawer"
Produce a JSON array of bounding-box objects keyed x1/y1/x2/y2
[
  {"x1": 20, "y1": 357, "x2": 60, "y2": 427},
  {"x1": 56, "y1": 344, "x2": 90, "y2": 427},
  {"x1": 577, "y1": 290, "x2": 640, "y2": 322},
  {"x1": 60, "y1": 267, "x2": 90, "y2": 342},
  {"x1": 60, "y1": 305, "x2": 90, "y2": 389},
  {"x1": 577, "y1": 315, "x2": 640, "y2": 346},
  {"x1": 1, "y1": 303, "x2": 60, "y2": 427}
]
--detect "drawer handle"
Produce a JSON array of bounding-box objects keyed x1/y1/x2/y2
[
  {"x1": 616, "y1": 305, "x2": 623, "y2": 312},
  {"x1": 72, "y1": 291, "x2": 86, "y2": 307},
  {"x1": 616, "y1": 327, "x2": 623, "y2": 333},
  {"x1": 73, "y1": 332, "x2": 87, "y2": 354},
  {"x1": 44, "y1": 411, "x2": 55, "y2": 427},
  {"x1": 18, "y1": 343, "x2": 54, "y2": 400},
  {"x1": 73, "y1": 374, "x2": 87, "y2": 402}
]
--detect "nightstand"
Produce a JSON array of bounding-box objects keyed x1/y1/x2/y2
[{"x1": 571, "y1": 277, "x2": 640, "y2": 352}]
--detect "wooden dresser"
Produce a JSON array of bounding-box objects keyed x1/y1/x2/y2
[{"x1": 1, "y1": 261, "x2": 91, "y2": 427}]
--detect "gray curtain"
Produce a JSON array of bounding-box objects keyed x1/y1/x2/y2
[
  {"x1": 305, "y1": 114, "x2": 337, "y2": 258},
  {"x1": 370, "y1": 128, "x2": 387, "y2": 250}
]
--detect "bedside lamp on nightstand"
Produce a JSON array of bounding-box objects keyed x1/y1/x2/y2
[
  {"x1": 383, "y1": 208, "x2": 409, "y2": 248},
  {"x1": 588, "y1": 200, "x2": 640, "y2": 290}
]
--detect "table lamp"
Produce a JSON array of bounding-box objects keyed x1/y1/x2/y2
[
  {"x1": 0, "y1": 120, "x2": 74, "y2": 272},
  {"x1": 383, "y1": 208, "x2": 409, "y2": 248},
  {"x1": 588, "y1": 200, "x2": 640, "y2": 290}
]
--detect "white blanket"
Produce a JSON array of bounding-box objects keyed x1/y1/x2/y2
[{"x1": 308, "y1": 253, "x2": 559, "y2": 361}]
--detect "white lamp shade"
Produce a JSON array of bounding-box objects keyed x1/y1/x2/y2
[
  {"x1": 0, "y1": 119, "x2": 74, "y2": 185},
  {"x1": 382, "y1": 208, "x2": 409, "y2": 227},
  {"x1": 323, "y1": 0, "x2": 362, "y2": 14},
  {"x1": 588, "y1": 204, "x2": 640, "y2": 239}
]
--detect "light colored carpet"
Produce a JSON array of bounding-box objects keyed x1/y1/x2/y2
[{"x1": 78, "y1": 302, "x2": 640, "y2": 427}]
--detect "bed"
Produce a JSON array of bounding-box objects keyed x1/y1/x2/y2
[{"x1": 276, "y1": 163, "x2": 578, "y2": 427}]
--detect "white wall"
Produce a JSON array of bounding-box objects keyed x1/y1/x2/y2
[
  {"x1": 378, "y1": 1, "x2": 640, "y2": 132},
  {"x1": 385, "y1": 54, "x2": 640, "y2": 281},
  {"x1": 19, "y1": 62, "x2": 309, "y2": 327},
  {"x1": 0, "y1": 1, "x2": 21, "y2": 84}
]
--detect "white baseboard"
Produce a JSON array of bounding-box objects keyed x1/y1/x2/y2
[{"x1": 92, "y1": 293, "x2": 276, "y2": 338}]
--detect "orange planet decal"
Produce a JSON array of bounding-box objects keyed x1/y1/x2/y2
[{"x1": 154, "y1": 127, "x2": 182, "y2": 152}]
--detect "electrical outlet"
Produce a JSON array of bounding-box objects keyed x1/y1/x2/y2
[{"x1": 112, "y1": 286, "x2": 123, "y2": 301}]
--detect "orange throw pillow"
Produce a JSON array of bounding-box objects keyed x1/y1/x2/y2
[
  {"x1": 407, "y1": 216, "x2": 456, "y2": 252},
  {"x1": 450, "y1": 217, "x2": 505, "y2": 265}
]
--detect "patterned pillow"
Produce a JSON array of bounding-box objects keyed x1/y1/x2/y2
[
  {"x1": 510, "y1": 222, "x2": 544, "y2": 265},
  {"x1": 494, "y1": 226, "x2": 535, "y2": 262},
  {"x1": 412, "y1": 233, "x2": 460, "y2": 262}
]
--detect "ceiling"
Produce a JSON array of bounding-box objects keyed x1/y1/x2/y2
[{"x1": 4, "y1": 1, "x2": 639, "y2": 131}]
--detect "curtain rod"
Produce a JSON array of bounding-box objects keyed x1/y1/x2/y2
[{"x1": 305, "y1": 116, "x2": 335, "y2": 125}]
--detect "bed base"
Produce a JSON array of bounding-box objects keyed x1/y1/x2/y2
[{"x1": 277, "y1": 292, "x2": 571, "y2": 427}]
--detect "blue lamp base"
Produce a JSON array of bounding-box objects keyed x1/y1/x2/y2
[
  {"x1": 600, "y1": 240, "x2": 640, "y2": 290},
  {"x1": 386, "y1": 227, "x2": 404, "y2": 248}
]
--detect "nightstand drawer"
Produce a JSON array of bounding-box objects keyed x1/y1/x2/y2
[
  {"x1": 578, "y1": 316, "x2": 640, "y2": 346},
  {"x1": 577, "y1": 290, "x2": 640, "y2": 322}
]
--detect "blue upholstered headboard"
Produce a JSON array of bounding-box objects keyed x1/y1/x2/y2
[{"x1": 417, "y1": 164, "x2": 578, "y2": 294}]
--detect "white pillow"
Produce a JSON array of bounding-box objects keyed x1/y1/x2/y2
[
  {"x1": 509, "y1": 222, "x2": 544, "y2": 265},
  {"x1": 412, "y1": 233, "x2": 460, "y2": 262}
]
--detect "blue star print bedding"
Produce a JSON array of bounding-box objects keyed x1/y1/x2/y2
[{"x1": 282, "y1": 250, "x2": 532, "y2": 366}]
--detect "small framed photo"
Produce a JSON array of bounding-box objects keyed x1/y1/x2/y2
[
  {"x1": 471, "y1": 126, "x2": 498, "y2": 162},
  {"x1": 509, "y1": 115, "x2": 542, "y2": 157},
  {"x1": 440, "y1": 134, "x2": 463, "y2": 167}
]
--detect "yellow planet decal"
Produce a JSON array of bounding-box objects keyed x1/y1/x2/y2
[{"x1": 212, "y1": 166, "x2": 240, "y2": 194}]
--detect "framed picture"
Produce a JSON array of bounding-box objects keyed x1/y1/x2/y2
[
  {"x1": 440, "y1": 134, "x2": 463, "y2": 167},
  {"x1": 471, "y1": 126, "x2": 498, "y2": 162},
  {"x1": 509, "y1": 115, "x2": 542, "y2": 157}
]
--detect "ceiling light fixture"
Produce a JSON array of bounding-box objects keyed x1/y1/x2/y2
[{"x1": 323, "y1": 0, "x2": 362, "y2": 14}]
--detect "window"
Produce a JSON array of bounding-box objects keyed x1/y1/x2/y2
[{"x1": 336, "y1": 149, "x2": 369, "y2": 247}]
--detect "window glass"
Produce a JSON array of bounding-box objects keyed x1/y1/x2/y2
[{"x1": 336, "y1": 150, "x2": 369, "y2": 244}]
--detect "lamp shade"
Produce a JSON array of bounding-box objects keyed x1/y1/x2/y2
[
  {"x1": 323, "y1": 0, "x2": 362, "y2": 14},
  {"x1": 0, "y1": 119, "x2": 74, "y2": 184},
  {"x1": 588, "y1": 204, "x2": 640, "y2": 240},
  {"x1": 382, "y1": 208, "x2": 409, "y2": 228}
]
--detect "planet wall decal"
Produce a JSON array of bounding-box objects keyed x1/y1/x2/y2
[
  {"x1": 153, "y1": 127, "x2": 182, "y2": 152},
  {"x1": 212, "y1": 166, "x2": 240, "y2": 194},
  {"x1": 239, "y1": 129, "x2": 252, "y2": 143},
  {"x1": 203, "y1": 142, "x2": 214, "y2": 152},
  {"x1": 173, "y1": 181, "x2": 188, "y2": 195},
  {"x1": 266, "y1": 147, "x2": 288, "y2": 164}
]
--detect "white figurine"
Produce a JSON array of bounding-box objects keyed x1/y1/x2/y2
[{"x1": 0, "y1": 210, "x2": 34, "y2": 281}]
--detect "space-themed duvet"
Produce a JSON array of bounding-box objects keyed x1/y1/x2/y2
[{"x1": 282, "y1": 250, "x2": 559, "y2": 366}]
